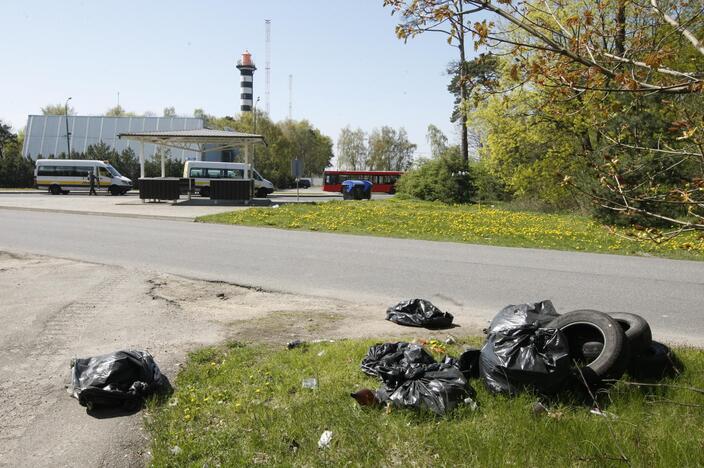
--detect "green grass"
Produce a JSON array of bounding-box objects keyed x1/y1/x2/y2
[
  {"x1": 146, "y1": 339, "x2": 704, "y2": 466},
  {"x1": 197, "y1": 199, "x2": 704, "y2": 261}
]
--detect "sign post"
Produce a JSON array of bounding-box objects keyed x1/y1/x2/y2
[{"x1": 291, "y1": 159, "x2": 304, "y2": 202}]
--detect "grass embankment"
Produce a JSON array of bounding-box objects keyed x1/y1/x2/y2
[
  {"x1": 197, "y1": 199, "x2": 704, "y2": 260},
  {"x1": 147, "y1": 339, "x2": 704, "y2": 466}
]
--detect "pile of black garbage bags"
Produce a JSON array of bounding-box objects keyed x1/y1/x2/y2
[{"x1": 360, "y1": 299, "x2": 680, "y2": 415}]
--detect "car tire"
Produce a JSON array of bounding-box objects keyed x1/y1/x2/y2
[
  {"x1": 199, "y1": 187, "x2": 210, "y2": 198},
  {"x1": 549, "y1": 310, "x2": 630, "y2": 384},
  {"x1": 255, "y1": 188, "x2": 267, "y2": 198},
  {"x1": 629, "y1": 341, "x2": 682, "y2": 381},
  {"x1": 49, "y1": 185, "x2": 61, "y2": 195},
  {"x1": 109, "y1": 186, "x2": 121, "y2": 196},
  {"x1": 608, "y1": 312, "x2": 652, "y2": 355}
]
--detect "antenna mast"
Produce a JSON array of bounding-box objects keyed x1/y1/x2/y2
[{"x1": 265, "y1": 19, "x2": 271, "y2": 115}]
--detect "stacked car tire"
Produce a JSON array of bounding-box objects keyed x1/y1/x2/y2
[{"x1": 548, "y1": 309, "x2": 681, "y2": 385}]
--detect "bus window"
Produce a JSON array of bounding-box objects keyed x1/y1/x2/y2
[
  {"x1": 189, "y1": 167, "x2": 204, "y2": 178},
  {"x1": 225, "y1": 169, "x2": 244, "y2": 179},
  {"x1": 206, "y1": 168, "x2": 222, "y2": 178},
  {"x1": 98, "y1": 167, "x2": 111, "y2": 178},
  {"x1": 252, "y1": 170, "x2": 263, "y2": 181}
]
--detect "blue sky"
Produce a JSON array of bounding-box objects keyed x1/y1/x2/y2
[{"x1": 2, "y1": 0, "x2": 471, "y2": 158}]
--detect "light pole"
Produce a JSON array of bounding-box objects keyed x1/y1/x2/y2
[
  {"x1": 252, "y1": 96, "x2": 260, "y2": 164},
  {"x1": 64, "y1": 97, "x2": 72, "y2": 157}
]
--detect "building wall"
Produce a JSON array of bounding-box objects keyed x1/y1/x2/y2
[{"x1": 22, "y1": 115, "x2": 205, "y2": 160}]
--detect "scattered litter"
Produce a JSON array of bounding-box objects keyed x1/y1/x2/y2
[
  {"x1": 351, "y1": 388, "x2": 380, "y2": 407},
  {"x1": 317, "y1": 350, "x2": 326, "y2": 357},
  {"x1": 318, "y1": 430, "x2": 333, "y2": 449},
  {"x1": 216, "y1": 293, "x2": 226, "y2": 300},
  {"x1": 169, "y1": 446, "x2": 182, "y2": 455},
  {"x1": 302, "y1": 377, "x2": 318, "y2": 389},
  {"x1": 287, "y1": 340, "x2": 305, "y2": 350},
  {"x1": 590, "y1": 407, "x2": 619, "y2": 419},
  {"x1": 463, "y1": 396, "x2": 479, "y2": 411},
  {"x1": 272, "y1": 204, "x2": 280, "y2": 208},
  {"x1": 531, "y1": 401, "x2": 548, "y2": 417},
  {"x1": 386, "y1": 299, "x2": 454, "y2": 329},
  {"x1": 70, "y1": 350, "x2": 171, "y2": 411},
  {"x1": 444, "y1": 335, "x2": 457, "y2": 345}
]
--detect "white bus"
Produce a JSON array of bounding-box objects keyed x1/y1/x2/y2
[
  {"x1": 183, "y1": 161, "x2": 275, "y2": 198},
  {"x1": 35, "y1": 159, "x2": 133, "y2": 195}
]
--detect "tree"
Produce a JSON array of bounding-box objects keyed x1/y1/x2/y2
[
  {"x1": 386, "y1": 0, "x2": 704, "y2": 234},
  {"x1": 105, "y1": 105, "x2": 136, "y2": 117},
  {"x1": 367, "y1": 126, "x2": 416, "y2": 171},
  {"x1": 395, "y1": 150, "x2": 473, "y2": 203},
  {"x1": 42, "y1": 103, "x2": 75, "y2": 116},
  {"x1": 337, "y1": 126, "x2": 368, "y2": 170},
  {"x1": 0, "y1": 124, "x2": 34, "y2": 187},
  {"x1": 163, "y1": 107, "x2": 177, "y2": 117},
  {"x1": 0, "y1": 121, "x2": 16, "y2": 159},
  {"x1": 279, "y1": 119, "x2": 334, "y2": 178},
  {"x1": 385, "y1": 0, "x2": 471, "y2": 163},
  {"x1": 426, "y1": 124, "x2": 448, "y2": 158}
]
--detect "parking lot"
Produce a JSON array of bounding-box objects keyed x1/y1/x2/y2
[{"x1": 0, "y1": 189, "x2": 391, "y2": 221}]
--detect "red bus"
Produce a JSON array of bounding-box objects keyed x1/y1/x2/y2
[{"x1": 323, "y1": 170, "x2": 403, "y2": 193}]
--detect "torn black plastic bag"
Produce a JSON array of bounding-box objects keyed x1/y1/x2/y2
[
  {"x1": 361, "y1": 342, "x2": 436, "y2": 383},
  {"x1": 480, "y1": 326, "x2": 570, "y2": 395},
  {"x1": 485, "y1": 300, "x2": 559, "y2": 335},
  {"x1": 377, "y1": 363, "x2": 472, "y2": 416},
  {"x1": 361, "y1": 342, "x2": 475, "y2": 415},
  {"x1": 386, "y1": 299, "x2": 454, "y2": 328},
  {"x1": 70, "y1": 350, "x2": 170, "y2": 411}
]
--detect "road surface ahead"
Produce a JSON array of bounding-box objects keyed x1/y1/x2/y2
[{"x1": 1, "y1": 209, "x2": 703, "y2": 344}]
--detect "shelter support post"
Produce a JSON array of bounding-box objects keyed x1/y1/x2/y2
[
  {"x1": 139, "y1": 141, "x2": 145, "y2": 179},
  {"x1": 244, "y1": 144, "x2": 250, "y2": 179},
  {"x1": 160, "y1": 146, "x2": 165, "y2": 178}
]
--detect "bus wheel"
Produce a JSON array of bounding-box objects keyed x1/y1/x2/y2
[
  {"x1": 109, "y1": 186, "x2": 121, "y2": 196},
  {"x1": 255, "y1": 188, "x2": 267, "y2": 198},
  {"x1": 199, "y1": 187, "x2": 210, "y2": 198},
  {"x1": 49, "y1": 185, "x2": 61, "y2": 195}
]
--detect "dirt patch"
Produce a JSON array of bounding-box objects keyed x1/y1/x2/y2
[{"x1": 0, "y1": 251, "x2": 481, "y2": 467}]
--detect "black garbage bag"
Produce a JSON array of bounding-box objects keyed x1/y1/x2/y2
[
  {"x1": 377, "y1": 363, "x2": 472, "y2": 415},
  {"x1": 386, "y1": 299, "x2": 454, "y2": 328},
  {"x1": 443, "y1": 348, "x2": 481, "y2": 380},
  {"x1": 485, "y1": 300, "x2": 559, "y2": 335},
  {"x1": 480, "y1": 326, "x2": 571, "y2": 395},
  {"x1": 360, "y1": 342, "x2": 475, "y2": 415},
  {"x1": 70, "y1": 350, "x2": 170, "y2": 411}
]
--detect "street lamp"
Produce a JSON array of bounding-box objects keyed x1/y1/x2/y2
[
  {"x1": 252, "y1": 96, "x2": 260, "y2": 163},
  {"x1": 64, "y1": 97, "x2": 72, "y2": 157}
]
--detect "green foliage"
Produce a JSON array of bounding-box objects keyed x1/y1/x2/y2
[
  {"x1": 395, "y1": 150, "x2": 473, "y2": 203},
  {"x1": 472, "y1": 90, "x2": 588, "y2": 210},
  {"x1": 205, "y1": 112, "x2": 333, "y2": 188},
  {"x1": 41, "y1": 103, "x2": 74, "y2": 115},
  {"x1": 367, "y1": 126, "x2": 415, "y2": 171},
  {"x1": 0, "y1": 123, "x2": 34, "y2": 187},
  {"x1": 470, "y1": 158, "x2": 510, "y2": 202},
  {"x1": 104, "y1": 105, "x2": 137, "y2": 117},
  {"x1": 336, "y1": 126, "x2": 368, "y2": 170},
  {"x1": 163, "y1": 106, "x2": 176, "y2": 117},
  {"x1": 425, "y1": 124, "x2": 448, "y2": 158}
]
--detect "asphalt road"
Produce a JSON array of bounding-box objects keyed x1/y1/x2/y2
[{"x1": 2, "y1": 208, "x2": 703, "y2": 344}]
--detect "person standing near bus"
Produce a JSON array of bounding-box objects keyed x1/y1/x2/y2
[{"x1": 89, "y1": 169, "x2": 97, "y2": 196}]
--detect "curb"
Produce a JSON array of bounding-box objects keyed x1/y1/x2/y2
[{"x1": 0, "y1": 205, "x2": 195, "y2": 222}]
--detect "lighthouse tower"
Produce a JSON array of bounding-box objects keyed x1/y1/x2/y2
[{"x1": 236, "y1": 50, "x2": 257, "y2": 112}]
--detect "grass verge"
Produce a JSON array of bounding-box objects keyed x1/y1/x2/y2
[
  {"x1": 146, "y1": 339, "x2": 704, "y2": 466},
  {"x1": 197, "y1": 199, "x2": 704, "y2": 261}
]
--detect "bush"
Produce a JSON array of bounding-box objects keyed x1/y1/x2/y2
[
  {"x1": 471, "y1": 159, "x2": 510, "y2": 202},
  {"x1": 395, "y1": 154, "x2": 474, "y2": 203},
  {"x1": 0, "y1": 152, "x2": 34, "y2": 187}
]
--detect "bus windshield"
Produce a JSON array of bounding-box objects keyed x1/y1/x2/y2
[{"x1": 105, "y1": 165, "x2": 122, "y2": 177}]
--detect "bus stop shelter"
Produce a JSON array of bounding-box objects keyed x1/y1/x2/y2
[{"x1": 117, "y1": 128, "x2": 266, "y2": 178}]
